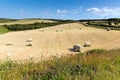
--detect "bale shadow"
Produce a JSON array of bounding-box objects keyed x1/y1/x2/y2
[
  {"x1": 26, "y1": 44, "x2": 32, "y2": 46},
  {"x1": 68, "y1": 48, "x2": 75, "y2": 52}
]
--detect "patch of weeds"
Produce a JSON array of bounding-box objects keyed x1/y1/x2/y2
[{"x1": 86, "y1": 49, "x2": 107, "y2": 55}]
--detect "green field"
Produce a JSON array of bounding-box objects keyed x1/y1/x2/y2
[
  {"x1": 0, "y1": 26, "x2": 9, "y2": 34},
  {"x1": 0, "y1": 19, "x2": 76, "y2": 34},
  {"x1": 0, "y1": 18, "x2": 120, "y2": 80},
  {"x1": 0, "y1": 18, "x2": 55, "y2": 25},
  {"x1": 80, "y1": 18, "x2": 120, "y2": 30}
]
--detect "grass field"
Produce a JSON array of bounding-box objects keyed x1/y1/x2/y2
[
  {"x1": 81, "y1": 19, "x2": 120, "y2": 30},
  {"x1": 0, "y1": 19, "x2": 56, "y2": 34},
  {"x1": 0, "y1": 20, "x2": 120, "y2": 80},
  {"x1": 0, "y1": 26, "x2": 9, "y2": 34},
  {"x1": 0, "y1": 19, "x2": 55, "y2": 25},
  {"x1": 0, "y1": 48, "x2": 120, "y2": 80}
]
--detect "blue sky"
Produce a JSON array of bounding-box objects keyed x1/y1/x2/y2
[{"x1": 0, "y1": 0, "x2": 120, "y2": 20}]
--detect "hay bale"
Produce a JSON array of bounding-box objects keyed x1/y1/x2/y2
[
  {"x1": 27, "y1": 42, "x2": 32, "y2": 46},
  {"x1": 106, "y1": 28, "x2": 111, "y2": 31},
  {"x1": 73, "y1": 44, "x2": 83, "y2": 52},
  {"x1": 29, "y1": 54, "x2": 33, "y2": 60},
  {"x1": 26, "y1": 38, "x2": 32, "y2": 42},
  {"x1": 84, "y1": 41, "x2": 91, "y2": 47},
  {"x1": 6, "y1": 53, "x2": 11, "y2": 60},
  {"x1": 79, "y1": 28, "x2": 82, "y2": 30},
  {"x1": 6, "y1": 42, "x2": 13, "y2": 45}
]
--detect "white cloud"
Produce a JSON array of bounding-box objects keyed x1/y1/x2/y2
[
  {"x1": 56, "y1": 7, "x2": 82, "y2": 15},
  {"x1": 55, "y1": 7, "x2": 83, "y2": 18},
  {"x1": 56, "y1": 9, "x2": 68, "y2": 14},
  {"x1": 87, "y1": 8, "x2": 101, "y2": 13},
  {"x1": 87, "y1": 7, "x2": 120, "y2": 17}
]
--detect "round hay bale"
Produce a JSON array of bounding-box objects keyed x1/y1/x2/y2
[
  {"x1": 6, "y1": 53, "x2": 11, "y2": 60},
  {"x1": 26, "y1": 38, "x2": 32, "y2": 42},
  {"x1": 6, "y1": 42, "x2": 13, "y2": 45},
  {"x1": 73, "y1": 44, "x2": 83, "y2": 52},
  {"x1": 106, "y1": 28, "x2": 111, "y2": 31},
  {"x1": 29, "y1": 54, "x2": 33, "y2": 60},
  {"x1": 84, "y1": 41, "x2": 91, "y2": 47},
  {"x1": 27, "y1": 42, "x2": 32, "y2": 46}
]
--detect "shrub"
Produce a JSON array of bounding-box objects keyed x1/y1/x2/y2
[
  {"x1": 1, "y1": 48, "x2": 120, "y2": 80},
  {"x1": 4, "y1": 21, "x2": 75, "y2": 31},
  {"x1": 86, "y1": 49, "x2": 107, "y2": 55}
]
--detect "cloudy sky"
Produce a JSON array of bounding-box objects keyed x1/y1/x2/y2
[{"x1": 0, "y1": 0, "x2": 120, "y2": 19}]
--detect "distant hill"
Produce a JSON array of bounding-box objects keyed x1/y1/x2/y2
[
  {"x1": 0, "y1": 18, "x2": 17, "y2": 23},
  {"x1": 0, "y1": 18, "x2": 56, "y2": 25}
]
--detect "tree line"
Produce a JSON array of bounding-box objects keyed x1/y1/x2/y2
[
  {"x1": 86, "y1": 18, "x2": 120, "y2": 27},
  {"x1": 3, "y1": 21, "x2": 74, "y2": 31},
  {"x1": 107, "y1": 18, "x2": 120, "y2": 27}
]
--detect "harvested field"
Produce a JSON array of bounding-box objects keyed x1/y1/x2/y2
[
  {"x1": 0, "y1": 19, "x2": 55, "y2": 25},
  {"x1": 0, "y1": 23, "x2": 120, "y2": 61}
]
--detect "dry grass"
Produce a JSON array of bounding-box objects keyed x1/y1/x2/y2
[
  {"x1": 0, "y1": 49, "x2": 120, "y2": 80},
  {"x1": 0, "y1": 19, "x2": 55, "y2": 25},
  {"x1": 0, "y1": 23, "x2": 119, "y2": 60}
]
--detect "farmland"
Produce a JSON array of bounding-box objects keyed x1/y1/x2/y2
[
  {"x1": 0, "y1": 18, "x2": 55, "y2": 25},
  {"x1": 0, "y1": 19, "x2": 120, "y2": 79},
  {"x1": 0, "y1": 22, "x2": 120, "y2": 61},
  {"x1": 0, "y1": 0, "x2": 120, "y2": 79},
  {"x1": 81, "y1": 18, "x2": 120, "y2": 30}
]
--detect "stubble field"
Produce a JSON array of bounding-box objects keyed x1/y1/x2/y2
[{"x1": 0, "y1": 23, "x2": 119, "y2": 61}]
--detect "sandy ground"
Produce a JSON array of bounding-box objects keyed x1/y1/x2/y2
[{"x1": 0, "y1": 23, "x2": 120, "y2": 61}]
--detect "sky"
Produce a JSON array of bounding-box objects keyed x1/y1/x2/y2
[{"x1": 0, "y1": 0, "x2": 120, "y2": 20}]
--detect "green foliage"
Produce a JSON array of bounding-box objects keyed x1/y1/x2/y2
[
  {"x1": 82, "y1": 18, "x2": 120, "y2": 30},
  {"x1": 108, "y1": 21, "x2": 112, "y2": 26},
  {"x1": 0, "y1": 18, "x2": 17, "y2": 23},
  {"x1": 4, "y1": 21, "x2": 74, "y2": 31},
  {"x1": 87, "y1": 21, "x2": 91, "y2": 24},
  {"x1": 86, "y1": 49, "x2": 107, "y2": 55},
  {"x1": 108, "y1": 18, "x2": 120, "y2": 26},
  {"x1": 0, "y1": 48, "x2": 120, "y2": 80},
  {"x1": 0, "y1": 26, "x2": 9, "y2": 34}
]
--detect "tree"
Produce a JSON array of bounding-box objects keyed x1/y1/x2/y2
[
  {"x1": 87, "y1": 21, "x2": 91, "y2": 24},
  {"x1": 108, "y1": 21, "x2": 112, "y2": 26},
  {"x1": 114, "y1": 19, "x2": 119, "y2": 27},
  {"x1": 108, "y1": 18, "x2": 120, "y2": 27}
]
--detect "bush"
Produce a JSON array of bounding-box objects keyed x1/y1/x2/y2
[
  {"x1": 0, "y1": 48, "x2": 120, "y2": 80},
  {"x1": 4, "y1": 21, "x2": 75, "y2": 31},
  {"x1": 86, "y1": 49, "x2": 107, "y2": 55}
]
